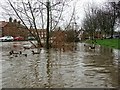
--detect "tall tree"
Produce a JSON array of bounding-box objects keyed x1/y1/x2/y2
[
  {"x1": 83, "y1": 5, "x2": 98, "y2": 40},
  {"x1": 95, "y1": 9, "x2": 115, "y2": 38},
  {"x1": 82, "y1": 2, "x2": 119, "y2": 39},
  {"x1": 3, "y1": 0, "x2": 71, "y2": 48},
  {"x1": 46, "y1": 0, "x2": 50, "y2": 49},
  {"x1": 109, "y1": 2, "x2": 117, "y2": 38}
]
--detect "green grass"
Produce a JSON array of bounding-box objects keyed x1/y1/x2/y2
[{"x1": 85, "y1": 38, "x2": 120, "y2": 49}]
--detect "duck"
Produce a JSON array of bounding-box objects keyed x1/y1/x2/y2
[
  {"x1": 14, "y1": 54, "x2": 18, "y2": 57},
  {"x1": 31, "y1": 50, "x2": 40, "y2": 55},
  {"x1": 23, "y1": 44, "x2": 31, "y2": 50},
  {"x1": 22, "y1": 54, "x2": 27, "y2": 57},
  {"x1": 9, "y1": 55, "x2": 14, "y2": 58},
  {"x1": 23, "y1": 46, "x2": 30, "y2": 50},
  {"x1": 89, "y1": 46, "x2": 95, "y2": 49},
  {"x1": 9, "y1": 51, "x2": 13, "y2": 55},
  {"x1": 9, "y1": 50, "x2": 19, "y2": 55},
  {"x1": 19, "y1": 51, "x2": 27, "y2": 57},
  {"x1": 84, "y1": 44, "x2": 86, "y2": 46},
  {"x1": 19, "y1": 51, "x2": 22, "y2": 54},
  {"x1": 84, "y1": 44, "x2": 89, "y2": 48}
]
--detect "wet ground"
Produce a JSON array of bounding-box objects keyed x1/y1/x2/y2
[{"x1": 0, "y1": 41, "x2": 119, "y2": 88}]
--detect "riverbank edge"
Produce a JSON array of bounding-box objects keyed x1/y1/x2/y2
[{"x1": 84, "y1": 38, "x2": 120, "y2": 50}]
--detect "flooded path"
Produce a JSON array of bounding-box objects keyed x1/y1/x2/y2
[{"x1": 0, "y1": 41, "x2": 119, "y2": 88}]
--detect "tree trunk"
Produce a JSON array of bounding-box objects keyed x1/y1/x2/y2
[{"x1": 46, "y1": 1, "x2": 50, "y2": 49}]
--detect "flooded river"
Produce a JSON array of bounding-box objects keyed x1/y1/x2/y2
[{"x1": 0, "y1": 41, "x2": 119, "y2": 88}]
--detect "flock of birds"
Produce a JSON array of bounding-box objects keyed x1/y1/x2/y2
[
  {"x1": 6, "y1": 43, "x2": 42, "y2": 58},
  {"x1": 84, "y1": 44, "x2": 95, "y2": 50},
  {"x1": 8, "y1": 49, "x2": 41, "y2": 58},
  {"x1": 7, "y1": 43, "x2": 95, "y2": 58}
]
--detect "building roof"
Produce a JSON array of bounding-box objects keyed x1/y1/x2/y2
[{"x1": 0, "y1": 21, "x2": 8, "y2": 28}]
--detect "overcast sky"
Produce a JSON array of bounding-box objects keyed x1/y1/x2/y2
[
  {"x1": 0, "y1": 0, "x2": 108, "y2": 20},
  {"x1": 0, "y1": 0, "x2": 111, "y2": 29}
]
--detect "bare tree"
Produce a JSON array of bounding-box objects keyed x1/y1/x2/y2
[
  {"x1": 2, "y1": 0, "x2": 72, "y2": 48},
  {"x1": 82, "y1": 2, "x2": 119, "y2": 40},
  {"x1": 64, "y1": 5, "x2": 80, "y2": 42},
  {"x1": 82, "y1": 4, "x2": 98, "y2": 40}
]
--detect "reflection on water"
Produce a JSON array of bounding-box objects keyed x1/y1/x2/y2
[{"x1": 1, "y1": 42, "x2": 119, "y2": 88}]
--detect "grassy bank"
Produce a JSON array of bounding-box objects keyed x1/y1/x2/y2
[{"x1": 85, "y1": 38, "x2": 120, "y2": 49}]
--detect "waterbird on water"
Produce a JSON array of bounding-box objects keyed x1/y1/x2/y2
[
  {"x1": 84, "y1": 43, "x2": 95, "y2": 49},
  {"x1": 9, "y1": 50, "x2": 27, "y2": 57},
  {"x1": 89, "y1": 46, "x2": 95, "y2": 49},
  {"x1": 31, "y1": 50, "x2": 40, "y2": 55},
  {"x1": 19, "y1": 51, "x2": 27, "y2": 57},
  {"x1": 8, "y1": 51, "x2": 18, "y2": 58},
  {"x1": 23, "y1": 44, "x2": 32, "y2": 50},
  {"x1": 23, "y1": 46, "x2": 30, "y2": 50},
  {"x1": 9, "y1": 50, "x2": 19, "y2": 55},
  {"x1": 14, "y1": 54, "x2": 18, "y2": 57}
]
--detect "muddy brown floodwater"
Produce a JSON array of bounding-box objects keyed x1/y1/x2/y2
[{"x1": 0, "y1": 41, "x2": 119, "y2": 88}]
